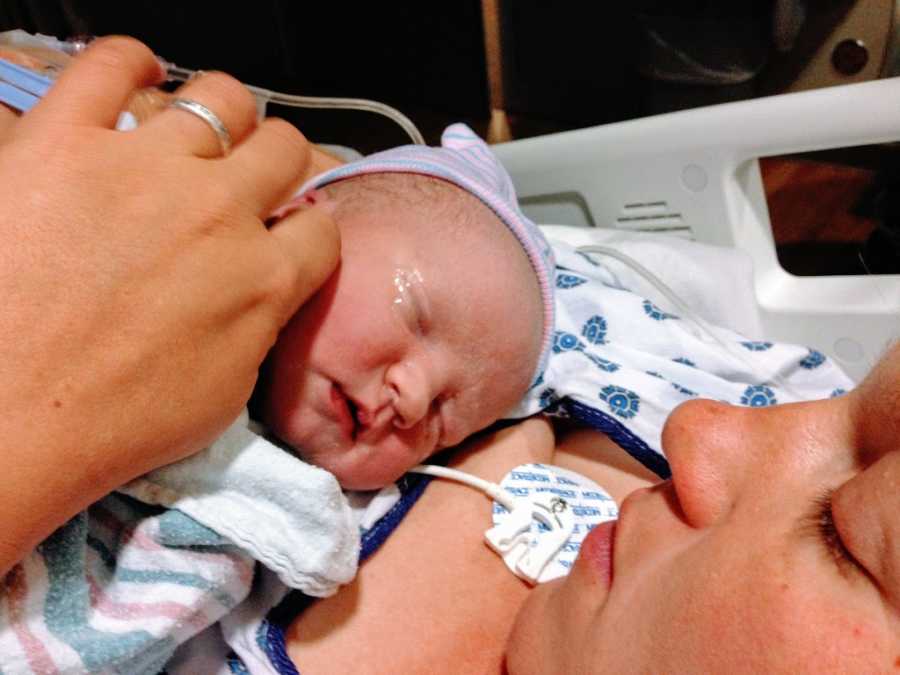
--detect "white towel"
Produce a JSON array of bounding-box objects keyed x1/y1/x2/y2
[{"x1": 120, "y1": 409, "x2": 359, "y2": 596}]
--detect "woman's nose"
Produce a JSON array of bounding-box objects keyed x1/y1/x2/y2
[{"x1": 661, "y1": 399, "x2": 754, "y2": 528}]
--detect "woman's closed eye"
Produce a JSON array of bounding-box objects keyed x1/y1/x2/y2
[{"x1": 805, "y1": 489, "x2": 867, "y2": 579}]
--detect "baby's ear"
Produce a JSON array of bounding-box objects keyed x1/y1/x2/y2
[
  {"x1": 300, "y1": 188, "x2": 332, "y2": 209},
  {"x1": 267, "y1": 188, "x2": 335, "y2": 226}
]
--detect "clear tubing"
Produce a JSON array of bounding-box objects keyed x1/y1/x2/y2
[
  {"x1": 577, "y1": 244, "x2": 805, "y2": 399},
  {"x1": 163, "y1": 61, "x2": 425, "y2": 146},
  {"x1": 0, "y1": 31, "x2": 426, "y2": 145}
]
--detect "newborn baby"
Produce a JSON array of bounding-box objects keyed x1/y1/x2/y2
[{"x1": 254, "y1": 126, "x2": 556, "y2": 489}]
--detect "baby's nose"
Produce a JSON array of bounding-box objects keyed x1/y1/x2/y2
[
  {"x1": 392, "y1": 385, "x2": 431, "y2": 430},
  {"x1": 380, "y1": 355, "x2": 437, "y2": 431}
]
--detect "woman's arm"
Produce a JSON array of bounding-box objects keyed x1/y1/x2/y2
[
  {"x1": 0, "y1": 37, "x2": 339, "y2": 574},
  {"x1": 286, "y1": 419, "x2": 655, "y2": 673}
]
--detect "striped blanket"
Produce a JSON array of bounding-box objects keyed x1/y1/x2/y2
[
  {"x1": 2, "y1": 496, "x2": 253, "y2": 674},
  {"x1": 0, "y1": 412, "x2": 359, "y2": 674}
]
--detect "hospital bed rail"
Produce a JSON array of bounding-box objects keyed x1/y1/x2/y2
[{"x1": 493, "y1": 78, "x2": 900, "y2": 382}]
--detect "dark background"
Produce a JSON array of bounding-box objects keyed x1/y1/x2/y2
[
  {"x1": 3, "y1": 0, "x2": 897, "y2": 273},
  {"x1": 0, "y1": 1, "x2": 857, "y2": 151}
]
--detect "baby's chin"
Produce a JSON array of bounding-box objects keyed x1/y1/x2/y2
[
  {"x1": 299, "y1": 440, "x2": 421, "y2": 491},
  {"x1": 268, "y1": 400, "x2": 434, "y2": 489}
]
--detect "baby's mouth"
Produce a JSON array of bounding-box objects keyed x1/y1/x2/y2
[
  {"x1": 330, "y1": 384, "x2": 361, "y2": 442},
  {"x1": 346, "y1": 396, "x2": 360, "y2": 440}
]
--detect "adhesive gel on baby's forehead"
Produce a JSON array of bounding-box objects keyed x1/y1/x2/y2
[{"x1": 392, "y1": 267, "x2": 427, "y2": 335}]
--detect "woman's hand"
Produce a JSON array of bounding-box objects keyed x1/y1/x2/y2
[{"x1": 0, "y1": 37, "x2": 339, "y2": 572}]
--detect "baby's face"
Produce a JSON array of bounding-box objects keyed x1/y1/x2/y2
[{"x1": 259, "y1": 196, "x2": 542, "y2": 489}]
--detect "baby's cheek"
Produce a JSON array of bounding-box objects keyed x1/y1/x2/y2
[{"x1": 329, "y1": 445, "x2": 412, "y2": 491}]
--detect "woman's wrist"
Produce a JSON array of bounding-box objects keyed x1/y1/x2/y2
[{"x1": 0, "y1": 395, "x2": 142, "y2": 574}]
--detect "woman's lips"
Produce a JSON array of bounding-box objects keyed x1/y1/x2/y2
[
  {"x1": 579, "y1": 520, "x2": 617, "y2": 589},
  {"x1": 329, "y1": 384, "x2": 357, "y2": 442}
]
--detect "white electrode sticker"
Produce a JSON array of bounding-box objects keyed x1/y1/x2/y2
[{"x1": 486, "y1": 463, "x2": 618, "y2": 584}]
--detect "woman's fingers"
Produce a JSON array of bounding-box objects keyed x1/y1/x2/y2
[
  {"x1": 219, "y1": 117, "x2": 340, "y2": 323},
  {"x1": 267, "y1": 202, "x2": 341, "y2": 320},
  {"x1": 222, "y1": 117, "x2": 314, "y2": 213},
  {"x1": 25, "y1": 36, "x2": 163, "y2": 129},
  {"x1": 140, "y1": 71, "x2": 259, "y2": 158},
  {"x1": 12, "y1": 29, "x2": 335, "y2": 335}
]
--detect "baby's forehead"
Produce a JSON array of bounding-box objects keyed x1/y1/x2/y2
[
  {"x1": 331, "y1": 174, "x2": 533, "y2": 268},
  {"x1": 324, "y1": 172, "x2": 469, "y2": 209},
  {"x1": 325, "y1": 171, "x2": 545, "y2": 359},
  {"x1": 404, "y1": 201, "x2": 537, "y2": 294}
]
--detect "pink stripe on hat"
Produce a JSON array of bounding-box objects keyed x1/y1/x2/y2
[{"x1": 297, "y1": 124, "x2": 555, "y2": 386}]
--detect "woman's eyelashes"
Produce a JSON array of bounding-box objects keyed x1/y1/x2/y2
[{"x1": 805, "y1": 489, "x2": 865, "y2": 578}]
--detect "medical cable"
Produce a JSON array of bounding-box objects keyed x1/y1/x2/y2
[
  {"x1": 0, "y1": 30, "x2": 426, "y2": 146},
  {"x1": 409, "y1": 462, "x2": 618, "y2": 584},
  {"x1": 576, "y1": 244, "x2": 805, "y2": 399},
  {"x1": 408, "y1": 464, "x2": 517, "y2": 511},
  {"x1": 0, "y1": 29, "x2": 83, "y2": 57},
  {"x1": 162, "y1": 62, "x2": 426, "y2": 146}
]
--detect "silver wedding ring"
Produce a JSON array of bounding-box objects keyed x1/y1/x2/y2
[{"x1": 169, "y1": 97, "x2": 232, "y2": 157}]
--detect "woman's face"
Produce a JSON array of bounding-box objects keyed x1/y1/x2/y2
[{"x1": 508, "y1": 343, "x2": 900, "y2": 673}]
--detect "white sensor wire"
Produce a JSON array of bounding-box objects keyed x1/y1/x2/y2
[{"x1": 408, "y1": 464, "x2": 517, "y2": 511}]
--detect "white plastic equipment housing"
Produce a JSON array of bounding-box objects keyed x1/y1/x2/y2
[{"x1": 493, "y1": 78, "x2": 900, "y2": 382}]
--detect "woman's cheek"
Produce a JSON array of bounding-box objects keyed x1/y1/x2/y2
[{"x1": 506, "y1": 582, "x2": 568, "y2": 675}]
